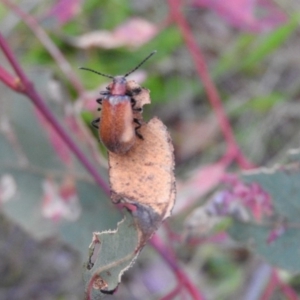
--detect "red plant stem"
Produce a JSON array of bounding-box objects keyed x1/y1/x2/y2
[
  {"x1": 0, "y1": 33, "x2": 110, "y2": 196},
  {"x1": 151, "y1": 235, "x2": 205, "y2": 300},
  {"x1": 2, "y1": 0, "x2": 85, "y2": 96},
  {"x1": 223, "y1": 144, "x2": 256, "y2": 169},
  {"x1": 273, "y1": 271, "x2": 299, "y2": 300},
  {"x1": 260, "y1": 271, "x2": 276, "y2": 300},
  {"x1": 260, "y1": 270, "x2": 299, "y2": 300},
  {"x1": 0, "y1": 37, "x2": 30, "y2": 90},
  {"x1": 86, "y1": 274, "x2": 97, "y2": 300},
  {"x1": 167, "y1": 0, "x2": 253, "y2": 170},
  {"x1": 0, "y1": 65, "x2": 22, "y2": 91}
]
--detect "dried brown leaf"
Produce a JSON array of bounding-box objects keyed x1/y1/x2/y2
[
  {"x1": 108, "y1": 117, "x2": 176, "y2": 246},
  {"x1": 126, "y1": 80, "x2": 151, "y2": 108}
]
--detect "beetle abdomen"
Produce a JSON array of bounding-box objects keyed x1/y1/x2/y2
[{"x1": 100, "y1": 96, "x2": 135, "y2": 154}]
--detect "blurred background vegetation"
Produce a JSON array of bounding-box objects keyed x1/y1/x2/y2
[{"x1": 1, "y1": 0, "x2": 300, "y2": 299}]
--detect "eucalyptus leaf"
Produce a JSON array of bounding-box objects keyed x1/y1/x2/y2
[
  {"x1": 229, "y1": 151, "x2": 300, "y2": 272},
  {"x1": 84, "y1": 211, "x2": 139, "y2": 298}
]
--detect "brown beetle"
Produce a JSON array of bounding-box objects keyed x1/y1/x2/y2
[{"x1": 80, "y1": 51, "x2": 156, "y2": 154}]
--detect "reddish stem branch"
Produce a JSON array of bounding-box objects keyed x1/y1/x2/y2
[
  {"x1": 0, "y1": 36, "x2": 31, "y2": 89},
  {"x1": 0, "y1": 65, "x2": 23, "y2": 91},
  {"x1": 151, "y1": 235, "x2": 205, "y2": 300},
  {"x1": 259, "y1": 271, "x2": 276, "y2": 300},
  {"x1": 260, "y1": 270, "x2": 299, "y2": 300},
  {"x1": 274, "y1": 271, "x2": 299, "y2": 300},
  {"x1": 2, "y1": 0, "x2": 85, "y2": 96},
  {"x1": 0, "y1": 32, "x2": 110, "y2": 196},
  {"x1": 167, "y1": 0, "x2": 253, "y2": 170},
  {"x1": 222, "y1": 145, "x2": 256, "y2": 169}
]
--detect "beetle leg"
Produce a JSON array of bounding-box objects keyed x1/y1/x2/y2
[
  {"x1": 131, "y1": 98, "x2": 142, "y2": 112},
  {"x1": 131, "y1": 98, "x2": 136, "y2": 107},
  {"x1": 96, "y1": 98, "x2": 103, "y2": 105},
  {"x1": 91, "y1": 118, "x2": 100, "y2": 129},
  {"x1": 100, "y1": 89, "x2": 110, "y2": 95},
  {"x1": 132, "y1": 87, "x2": 142, "y2": 95},
  {"x1": 134, "y1": 118, "x2": 143, "y2": 139}
]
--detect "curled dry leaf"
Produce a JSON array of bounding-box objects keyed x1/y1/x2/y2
[
  {"x1": 126, "y1": 80, "x2": 151, "y2": 124},
  {"x1": 109, "y1": 115, "x2": 176, "y2": 247},
  {"x1": 126, "y1": 80, "x2": 151, "y2": 108}
]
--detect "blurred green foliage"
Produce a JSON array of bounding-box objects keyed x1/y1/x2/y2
[{"x1": 2, "y1": 1, "x2": 300, "y2": 299}]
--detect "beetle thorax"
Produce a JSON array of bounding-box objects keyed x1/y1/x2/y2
[{"x1": 111, "y1": 76, "x2": 127, "y2": 96}]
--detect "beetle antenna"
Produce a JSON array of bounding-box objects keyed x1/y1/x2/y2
[
  {"x1": 124, "y1": 50, "x2": 157, "y2": 77},
  {"x1": 79, "y1": 67, "x2": 114, "y2": 79}
]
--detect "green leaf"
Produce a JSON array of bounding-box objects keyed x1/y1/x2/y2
[
  {"x1": 229, "y1": 150, "x2": 300, "y2": 272},
  {"x1": 230, "y1": 221, "x2": 300, "y2": 272},
  {"x1": 231, "y1": 93, "x2": 285, "y2": 116},
  {"x1": 213, "y1": 34, "x2": 255, "y2": 76},
  {"x1": 241, "y1": 15, "x2": 299, "y2": 70},
  {"x1": 247, "y1": 93, "x2": 285, "y2": 112},
  {"x1": 83, "y1": 211, "x2": 139, "y2": 297},
  {"x1": 213, "y1": 15, "x2": 299, "y2": 77}
]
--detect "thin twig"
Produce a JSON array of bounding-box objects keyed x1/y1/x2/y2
[
  {"x1": 274, "y1": 271, "x2": 299, "y2": 300},
  {"x1": 167, "y1": 0, "x2": 254, "y2": 169},
  {"x1": 260, "y1": 270, "x2": 299, "y2": 300},
  {"x1": 2, "y1": 0, "x2": 85, "y2": 96},
  {"x1": 0, "y1": 65, "x2": 23, "y2": 91},
  {"x1": 0, "y1": 33, "x2": 31, "y2": 89},
  {"x1": 260, "y1": 271, "x2": 276, "y2": 300}
]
